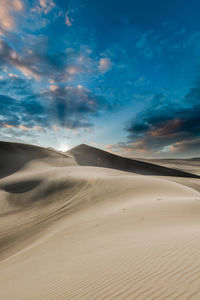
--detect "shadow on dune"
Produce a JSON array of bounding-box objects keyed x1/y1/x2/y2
[
  {"x1": 0, "y1": 176, "x2": 85, "y2": 211},
  {"x1": 2, "y1": 179, "x2": 41, "y2": 194},
  {"x1": 67, "y1": 144, "x2": 200, "y2": 178}
]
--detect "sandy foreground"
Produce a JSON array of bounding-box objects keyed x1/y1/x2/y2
[{"x1": 0, "y1": 142, "x2": 200, "y2": 300}]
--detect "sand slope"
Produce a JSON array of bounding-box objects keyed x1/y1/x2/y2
[{"x1": 0, "y1": 142, "x2": 200, "y2": 299}]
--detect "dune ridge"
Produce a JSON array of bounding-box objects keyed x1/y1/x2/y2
[
  {"x1": 0, "y1": 141, "x2": 200, "y2": 299},
  {"x1": 67, "y1": 144, "x2": 200, "y2": 178}
]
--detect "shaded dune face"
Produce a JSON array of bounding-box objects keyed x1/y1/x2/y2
[
  {"x1": 67, "y1": 144, "x2": 200, "y2": 178},
  {"x1": 2, "y1": 179, "x2": 41, "y2": 194},
  {"x1": 0, "y1": 141, "x2": 74, "y2": 179}
]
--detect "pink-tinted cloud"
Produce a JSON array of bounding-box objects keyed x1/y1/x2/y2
[
  {"x1": 2, "y1": 123, "x2": 14, "y2": 129},
  {"x1": 2, "y1": 122, "x2": 45, "y2": 132},
  {"x1": 18, "y1": 124, "x2": 29, "y2": 131},
  {"x1": 149, "y1": 118, "x2": 183, "y2": 138},
  {"x1": 33, "y1": 125, "x2": 45, "y2": 132},
  {"x1": 99, "y1": 57, "x2": 112, "y2": 73},
  {"x1": 52, "y1": 124, "x2": 59, "y2": 131},
  {"x1": 32, "y1": 0, "x2": 55, "y2": 15},
  {"x1": 65, "y1": 14, "x2": 72, "y2": 27},
  {"x1": 0, "y1": 0, "x2": 24, "y2": 31},
  {"x1": 170, "y1": 138, "x2": 200, "y2": 155},
  {"x1": 0, "y1": 39, "x2": 41, "y2": 80}
]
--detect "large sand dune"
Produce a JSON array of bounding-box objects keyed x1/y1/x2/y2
[
  {"x1": 0, "y1": 141, "x2": 200, "y2": 299},
  {"x1": 67, "y1": 144, "x2": 199, "y2": 178}
]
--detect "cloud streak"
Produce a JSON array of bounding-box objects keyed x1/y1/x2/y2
[
  {"x1": 99, "y1": 57, "x2": 112, "y2": 73},
  {"x1": 0, "y1": 0, "x2": 24, "y2": 31}
]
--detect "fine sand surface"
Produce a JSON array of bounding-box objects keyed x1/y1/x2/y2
[{"x1": 0, "y1": 141, "x2": 200, "y2": 299}]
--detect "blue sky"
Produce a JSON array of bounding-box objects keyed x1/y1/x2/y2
[{"x1": 0, "y1": 0, "x2": 200, "y2": 157}]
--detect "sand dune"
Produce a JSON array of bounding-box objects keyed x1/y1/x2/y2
[
  {"x1": 141, "y1": 157, "x2": 200, "y2": 176},
  {"x1": 67, "y1": 144, "x2": 199, "y2": 178},
  {"x1": 0, "y1": 141, "x2": 200, "y2": 299},
  {"x1": 0, "y1": 141, "x2": 74, "y2": 179}
]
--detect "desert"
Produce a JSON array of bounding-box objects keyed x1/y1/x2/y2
[
  {"x1": 1, "y1": 2, "x2": 200, "y2": 299},
  {"x1": 0, "y1": 141, "x2": 200, "y2": 299}
]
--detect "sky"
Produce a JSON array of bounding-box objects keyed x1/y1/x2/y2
[{"x1": 0, "y1": 0, "x2": 200, "y2": 158}]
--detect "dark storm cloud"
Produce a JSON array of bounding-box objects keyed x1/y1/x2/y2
[
  {"x1": 171, "y1": 138, "x2": 200, "y2": 156},
  {"x1": 120, "y1": 88, "x2": 200, "y2": 155},
  {"x1": 126, "y1": 96, "x2": 200, "y2": 140},
  {"x1": 185, "y1": 86, "x2": 200, "y2": 105}
]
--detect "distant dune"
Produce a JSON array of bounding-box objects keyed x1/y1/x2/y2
[
  {"x1": 0, "y1": 141, "x2": 200, "y2": 299},
  {"x1": 140, "y1": 157, "x2": 200, "y2": 176}
]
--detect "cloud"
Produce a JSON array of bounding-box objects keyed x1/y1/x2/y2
[
  {"x1": 52, "y1": 124, "x2": 59, "y2": 131},
  {"x1": 134, "y1": 23, "x2": 188, "y2": 61},
  {"x1": 0, "y1": 92, "x2": 47, "y2": 129},
  {"x1": 0, "y1": 37, "x2": 96, "y2": 82},
  {"x1": 99, "y1": 57, "x2": 112, "y2": 73},
  {"x1": 2, "y1": 123, "x2": 14, "y2": 129},
  {"x1": 0, "y1": 38, "x2": 72, "y2": 81},
  {"x1": 43, "y1": 85, "x2": 110, "y2": 128},
  {"x1": 0, "y1": 73, "x2": 32, "y2": 96},
  {"x1": 18, "y1": 124, "x2": 29, "y2": 131},
  {"x1": 0, "y1": 74, "x2": 112, "y2": 136},
  {"x1": 65, "y1": 11, "x2": 72, "y2": 27},
  {"x1": 113, "y1": 87, "x2": 200, "y2": 157},
  {"x1": 0, "y1": 0, "x2": 24, "y2": 31},
  {"x1": 170, "y1": 138, "x2": 200, "y2": 156},
  {"x1": 0, "y1": 38, "x2": 41, "y2": 80},
  {"x1": 30, "y1": 0, "x2": 56, "y2": 17},
  {"x1": 38, "y1": 0, "x2": 55, "y2": 14}
]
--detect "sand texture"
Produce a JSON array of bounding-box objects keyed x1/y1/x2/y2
[{"x1": 0, "y1": 141, "x2": 200, "y2": 299}]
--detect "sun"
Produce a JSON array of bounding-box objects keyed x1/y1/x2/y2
[{"x1": 57, "y1": 143, "x2": 70, "y2": 152}]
